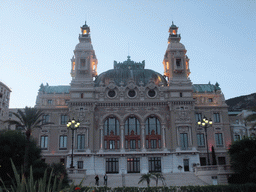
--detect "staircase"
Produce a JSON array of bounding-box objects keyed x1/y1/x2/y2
[{"x1": 71, "y1": 172, "x2": 208, "y2": 187}]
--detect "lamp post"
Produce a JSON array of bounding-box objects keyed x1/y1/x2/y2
[
  {"x1": 197, "y1": 116, "x2": 212, "y2": 165},
  {"x1": 67, "y1": 118, "x2": 80, "y2": 168}
]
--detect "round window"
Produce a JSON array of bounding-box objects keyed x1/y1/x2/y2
[
  {"x1": 148, "y1": 89, "x2": 156, "y2": 98},
  {"x1": 108, "y1": 90, "x2": 116, "y2": 98},
  {"x1": 128, "y1": 90, "x2": 136, "y2": 98}
]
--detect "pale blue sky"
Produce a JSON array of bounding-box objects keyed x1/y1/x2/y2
[{"x1": 1, "y1": 0, "x2": 255, "y2": 108}]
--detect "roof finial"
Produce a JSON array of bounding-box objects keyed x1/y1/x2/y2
[{"x1": 172, "y1": 21, "x2": 174, "y2": 25}]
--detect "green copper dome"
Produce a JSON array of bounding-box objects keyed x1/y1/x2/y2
[{"x1": 94, "y1": 56, "x2": 167, "y2": 87}]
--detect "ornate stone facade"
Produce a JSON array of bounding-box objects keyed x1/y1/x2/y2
[
  {"x1": 0, "y1": 81, "x2": 11, "y2": 130},
  {"x1": 33, "y1": 22, "x2": 231, "y2": 175}
]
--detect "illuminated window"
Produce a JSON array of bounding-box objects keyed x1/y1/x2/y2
[
  {"x1": 72, "y1": 62, "x2": 75, "y2": 70},
  {"x1": 127, "y1": 158, "x2": 140, "y2": 173},
  {"x1": 172, "y1": 30, "x2": 176, "y2": 35}
]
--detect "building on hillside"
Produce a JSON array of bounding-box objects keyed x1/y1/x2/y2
[
  {"x1": 32, "y1": 22, "x2": 232, "y2": 175},
  {"x1": 229, "y1": 110, "x2": 256, "y2": 141},
  {"x1": 0, "y1": 81, "x2": 11, "y2": 130}
]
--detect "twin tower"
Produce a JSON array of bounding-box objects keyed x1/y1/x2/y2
[{"x1": 70, "y1": 21, "x2": 191, "y2": 91}]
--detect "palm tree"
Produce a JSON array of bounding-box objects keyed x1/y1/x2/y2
[
  {"x1": 5, "y1": 107, "x2": 52, "y2": 176},
  {"x1": 151, "y1": 172, "x2": 165, "y2": 187},
  {"x1": 138, "y1": 173, "x2": 154, "y2": 187}
]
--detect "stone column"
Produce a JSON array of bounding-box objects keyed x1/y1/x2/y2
[
  {"x1": 141, "y1": 124, "x2": 146, "y2": 151},
  {"x1": 100, "y1": 125, "x2": 104, "y2": 151},
  {"x1": 86, "y1": 128, "x2": 89, "y2": 148},
  {"x1": 162, "y1": 125, "x2": 166, "y2": 149},
  {"x1": 120, "y1": 125, "x2": 125, "y2": 151}
]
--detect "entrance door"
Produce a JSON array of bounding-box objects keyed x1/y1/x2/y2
[{"x1": 183, "y1": 159, "x2": 189, "y2": 172}]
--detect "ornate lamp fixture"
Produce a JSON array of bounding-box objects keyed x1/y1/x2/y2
[
  {"x1": 198, "y1": 116, "x2": 212, "y2": 165},
  {"x1": 67, "y1": 118, "x2": 80, "y2": 168}
]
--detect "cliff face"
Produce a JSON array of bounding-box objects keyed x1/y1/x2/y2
[{"x1": 226, "y1": 93, "x2": 256, "y2": 111}]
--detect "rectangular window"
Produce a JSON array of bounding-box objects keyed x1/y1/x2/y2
[
  {"x1": 60, "y1": 158, "x2": 65, "y2": 166},
  {"x1": 197, "y1": 133, "x2": 205, "y2": 147},
  {"x1": 200, "y1": 157, "x2": 206, "y2": 166},
  {"x1": 127, "y1": 158, "x2": 140, "y2": 173},
  {"x1": 215, "y1": 133, "x2": 223, "y2": 147},
  {"x1": 80, "y1": 59, "x2": 86, "y2": 67},
  {"x1": 150, "y1": 139, "x2": 157, "y2": 149},
  {"x1": 149, "y1": 157, "x2": 161, "y2": 172},
  {"x1": 77, "y1": 161, "x2": 83, "y2": 169},
  {"x1": 77, "y1": 134, "x2": 85, "y2": 150},
  {"x1": 109, "y1": 140, "x2": 115, "y2": 149},
  {"x1": 176, "y1": 59, "x2": 181, "y2": 68},
  {"x1": 218, "y1": 157, "x2": 226, "y2": 165},
  {"x1": 106, "y1": 158, "x2": 119, "y2": 173},
  {"x1": 125, "y1": 140, "x2": 128, "y2": 149},
  {"x1": 104, "y1": 140, "x2": 107, "y2": 149},
  {"x1": 195, "y1": 113, "x2": 202, "y2": 122},
  {"x1": 61, "y1": 115, "x2": 68, "y2": 125},
  {"x1": 59, "y1": 135, "x2": 67, "y2": 149},
  {"x1": 158, "y1": 139, "x2": 161, "y2": 148},
  {"x1": 42, "y1": 114, "x2": 50, "y2": 124},
  {"x1": 47, "y1": 100, "x2": 52, "y2": 105},
  {"x1": 180, "y1": 133, "x2": 188, "y2": 150},
  {"x1": 138, "y1": 140, "x2": 141, "y2": 149},
  {"x1": 214, "y1": 113, "x2": 220, "y2": 123},
  {"x1": 130, "y1": 140, "x2": 136, "y2": 149},
  {"x1": 146, "y1": 139, "x2": 149, "y2": 149},
  {"x1": 41, "y1": 136, "x2": 48, "y2": 149},
  {"x1": 208, "y1": 98, "x2": 213, "y2": 102},
  {"x1": 117, "y1": 140, "x2": 120, "y2": 149}
]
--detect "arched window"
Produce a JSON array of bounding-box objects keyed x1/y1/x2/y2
[
  {"x1": 104, "y1": 117, "x2": 120, "y2": 150},
  {"x1": 145, "y1": 116, "x2": 161, "y2": 149},
  {"x1": 125, "y1": 117, "x2": 141, "y2": 149}
]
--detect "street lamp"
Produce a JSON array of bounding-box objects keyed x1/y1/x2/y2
[
  {"x1": 198, "y1": 116, "x2": 212, "y2": 166},
  {"x1": 67, "y1": 118, "x2": 80, "y2": 168}
]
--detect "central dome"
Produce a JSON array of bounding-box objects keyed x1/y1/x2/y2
[{"x1": 94, "y1": 56, "x2": 167, "y2": 87}]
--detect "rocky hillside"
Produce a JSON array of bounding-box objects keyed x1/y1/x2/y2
[{"x1": 226, "y1": 93, "x2": 256, "y2": 111}]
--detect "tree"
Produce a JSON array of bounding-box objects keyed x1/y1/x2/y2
[
  {"x1": 151, "y1": 172, "x2": 165, "y2": 187},
  {"x1": 4, "y1": 107, "x2": 52, "y2": 176},
  {"x1": 228, "y1": 136, "x2": 256, "y2": 184},
  {"x1": 0, "y1": 130, "x2": 47, "y2": 186},
  {"x1": 138, "y1": 173, "x2": 154, "y2": 187}
]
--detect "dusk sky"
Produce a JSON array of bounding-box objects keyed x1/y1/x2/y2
[{"x1": 1, "y1": 0, "x2": 255, "y2": 108}]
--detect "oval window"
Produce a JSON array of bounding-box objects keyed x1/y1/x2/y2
[
  {"x1": 108, "y1": 90, "x2": 116, "y2": 98},
  {"x1": 148, "y1": 89, "x2": 156, "y2": 98},
  {"x1": 128, "y1": 90, "x2": 136, "y2": 98}
]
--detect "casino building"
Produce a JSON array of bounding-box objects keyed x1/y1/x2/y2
[{"x1": 34, "y1": 22, "x2": 231, "y2": 175}]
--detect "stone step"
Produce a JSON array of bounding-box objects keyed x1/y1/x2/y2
[{"x1": 71, "y1": 172, "x2": 208, "y2": 187}]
